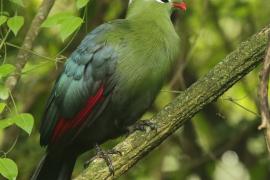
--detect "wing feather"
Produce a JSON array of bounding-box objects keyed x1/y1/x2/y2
[{"x1": 40, "y1": 23, "x2": 118, "y2": 146}]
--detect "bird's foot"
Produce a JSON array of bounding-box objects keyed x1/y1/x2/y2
[
  {"x1": 127, "y1": 120, "x2": 158, "y2": 136},
  {"x1": 84, "y1": 144, "x2": 122, "y2": 175}
]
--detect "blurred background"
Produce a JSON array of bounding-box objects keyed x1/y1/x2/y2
[{"x1": 1, "y1": 0, "x2": 270, "y2": 179}]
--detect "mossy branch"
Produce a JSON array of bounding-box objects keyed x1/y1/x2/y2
[{"x1": 74, "y1": 25, "x2": 270, "y2": 180}]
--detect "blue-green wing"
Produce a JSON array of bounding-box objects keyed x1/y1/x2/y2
[{"x1": 40, "y1": 23, "x2": 118, "y2": 146}]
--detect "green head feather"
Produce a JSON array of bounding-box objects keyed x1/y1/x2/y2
[
  {"x1": 127, "y1": 0, "x2": 186, "y2": 20},
  {"x1": 127, "y1": 0, "x2": 172, "y2": 19}
]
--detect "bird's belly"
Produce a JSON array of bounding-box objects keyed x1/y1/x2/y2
[
  {"x1": 75, "y1": 82, "x2": 161, "y2": 149},
  {"x1": 110, "y1": 72, "x2": 164, "y2": 130},
  {"x1": 76, "y1": 61, "x2": 168, "y2": 148}
]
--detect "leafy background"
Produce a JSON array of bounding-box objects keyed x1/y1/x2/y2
[{"x1": 0, "y1": 0, "x2": 270, "y2": 179}]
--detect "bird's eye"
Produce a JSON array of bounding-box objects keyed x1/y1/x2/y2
[{"x1": 155, "y1": 0, "x2": 170, "y2": 3}]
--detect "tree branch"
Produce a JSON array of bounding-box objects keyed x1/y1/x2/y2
[
  {"x1": 74, "y1": 25, "x2": 270, "y2": 180},
  {"x1": 258, "y1": 31, "x2": 270, "y2": 153},
  {"x1": 4, "y1": 0, "x2": 56, "y2": 108}
]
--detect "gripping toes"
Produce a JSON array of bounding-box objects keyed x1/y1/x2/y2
[{"x1": 84, "y1": 144, "x2": 122, "y2": 175}]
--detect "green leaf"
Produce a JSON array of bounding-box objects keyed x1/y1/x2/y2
[
  {"x1": 12, "y1": 113, "x2": 34, "y2": 135},
  {"x1": 41, "y1": 12, "x2": 73, "y2": 28},
  {"x1": 0, "y1": 118, "x2": 14, "y2": 129},
  {"x1": 0, "y1": 85, "x2": 9, "y2": 100},
  {"x1": 41, "y1": 13, "x2": 83, "y2": 41},
  {"x1": 0, "y1": 103, "x2": 6, "y2": 113},
  {"x1": 0, "y1": 64, "x2": 16, "y2": 78},
  {"x1": 76, "y1": 0, "x2": 90, "y2": 9},
  {"x1": 60, "y1": 17, "x2": 83, "y2": 41},
  {"x1": 9, "y1": 0, "x2": 25, "y2": 7},
  {"x1": 0, "y1": 16, "x2": 8, "y2": 27},
  {"x1": 7, "y1": 16, "x2": 24, "y2": 36},
  {"x1": 0, "y1": 158, "x2": 18, "y2": 180}
]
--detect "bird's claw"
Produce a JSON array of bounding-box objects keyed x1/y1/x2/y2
[
  {"x1": 127, "y1": 120, "x2": 158, "y2": 136},
  {"x1": 84, "y1": 144, "x2": 122, "y2": 176}
]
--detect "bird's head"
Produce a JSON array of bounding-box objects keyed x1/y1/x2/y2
[{"x1": 127, "y1": 0, "x2": 187, "y2": 19}]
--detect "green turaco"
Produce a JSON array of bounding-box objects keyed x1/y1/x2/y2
[{"x1": 32, "y1": 0, "x2": 186, "y2": 179}]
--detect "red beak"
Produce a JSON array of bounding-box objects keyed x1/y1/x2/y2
[{"x1": 173, "y1": 2, "x2": 187, "y2": 11}]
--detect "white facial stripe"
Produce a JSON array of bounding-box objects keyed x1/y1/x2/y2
[
  {"x1": 129, "y1": 0, "x2": 171, "y2": 5},
  {"x1": 155, "y1": 0, "x2": 171, "y2": 3}
]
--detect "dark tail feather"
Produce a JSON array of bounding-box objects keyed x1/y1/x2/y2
[{"x1": 31, "y1": 152, "x2": 77, "y2": 180}]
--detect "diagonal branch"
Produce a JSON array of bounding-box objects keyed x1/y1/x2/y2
[
  {"x1": 74, "y1": 25, "x2": 270, "y2": 180},
  {"x1": 3, "y1": 0, "x2": 56, "y2": 111}
]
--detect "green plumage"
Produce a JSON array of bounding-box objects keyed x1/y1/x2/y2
[{"x1": 34, "y1": 1, "x2": 183, "y2": 179}]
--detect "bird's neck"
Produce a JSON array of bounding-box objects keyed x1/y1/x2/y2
[
  {"x1": 126, "y1": 9, "x2": 178, "y2": 49},
  {"x1": 124, "y1": 5, "x2": 180, "y2": 68},
  {"x1": 126, "y1": 5, "x2": 171, "y2": 23},
  {"x1": 126, "y1": 8, "x2": 174, "y2": 36}
]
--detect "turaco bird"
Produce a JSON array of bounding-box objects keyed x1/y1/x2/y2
[{"x1": 32, "y1": 0, "x2": 186, "y2": 179}]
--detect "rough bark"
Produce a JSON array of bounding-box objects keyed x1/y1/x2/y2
[{"x1": 74, "y1": 25, "x2": 270, "y2": 180}]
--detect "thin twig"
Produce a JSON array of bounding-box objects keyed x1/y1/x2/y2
[
  {"x1": 222, "y1": 97, "x2": 260, "y2": 117},
  {"x1": 258, "y1": 32, "x2": 270, "y2": 153},
  {"x1": 1, "y1": 40, "x2": 65, "y2": 63}
]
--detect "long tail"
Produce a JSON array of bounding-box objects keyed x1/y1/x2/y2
[{"x1": 31, "y1": 152, "x2": 77, "y2": 180}]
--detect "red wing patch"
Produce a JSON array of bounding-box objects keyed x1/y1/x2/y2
[{"x1": 51, "y1": 85, "x2": 105, "y2": 143}]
